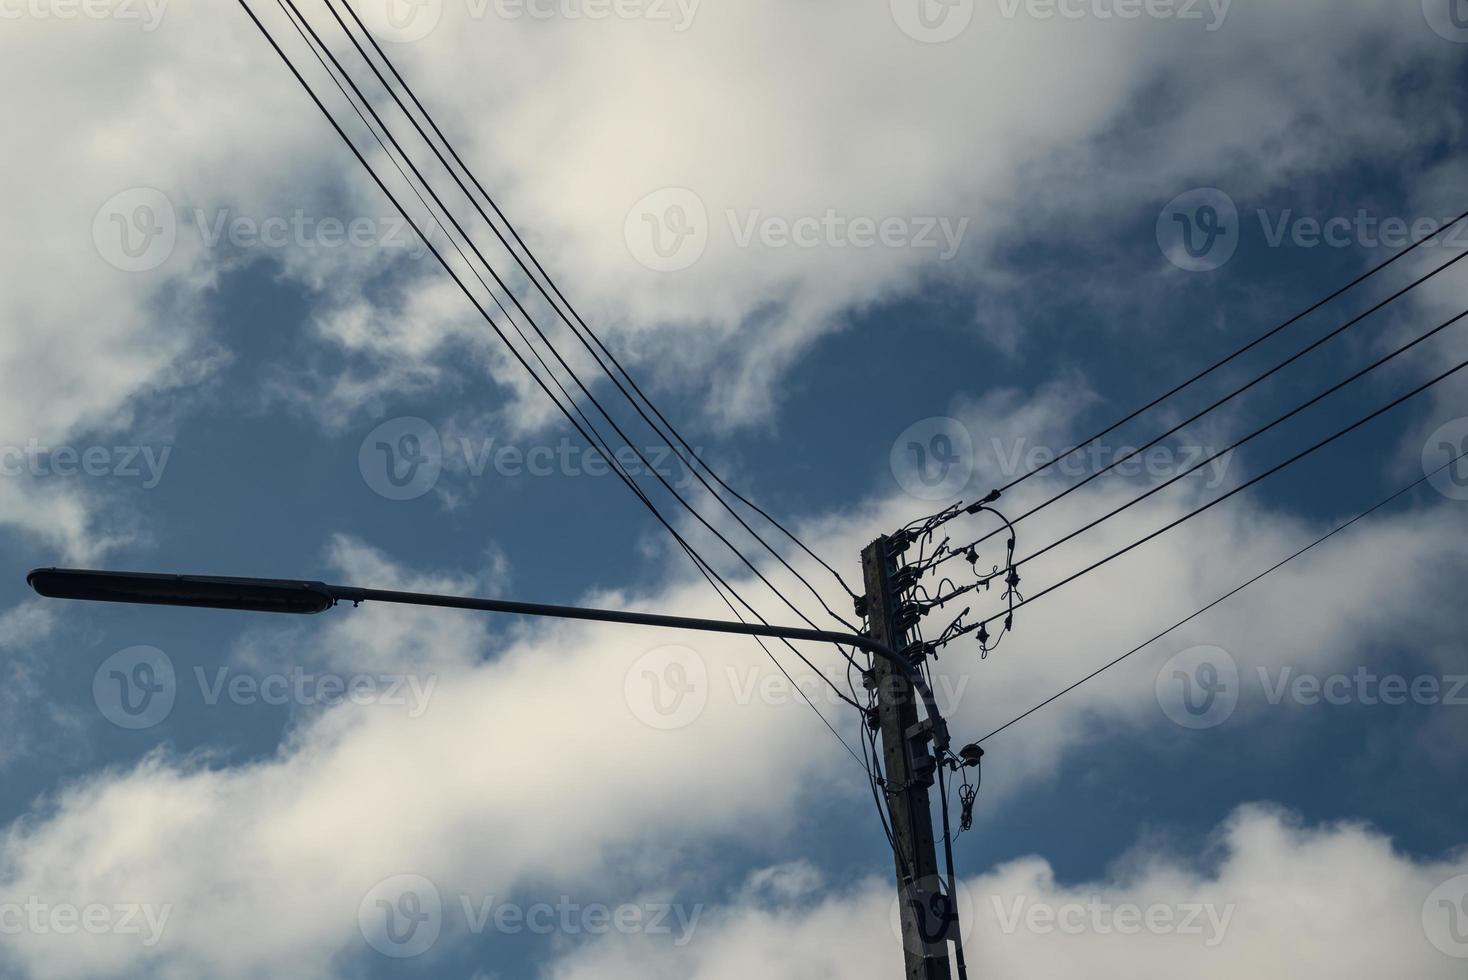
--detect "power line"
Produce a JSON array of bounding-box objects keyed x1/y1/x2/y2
[
  {"x1": 966, "y1": 345, "x2": 1468, "y2": 632},
  {"x1": 279, "y1": 5, "x2": 869, "y2": 766},
  {"x1": 1014, "y1": 304, "x2": 1468, "y2": 570},
  {"x1": 321, "y1": 0, "x2": 861, "y2": 624},
  {"x1": 936, "y1": 243, "x2": 1468, "y2": 569},
  {"x1": 280, "y1": 0, "x2": 846, "y2": 664},
  {"x1": 992, "y1": 210, "x2": 1468, "y2": 497},
  {"x1": 270, "y1": 0, "x2": 862, "y2": 687},
  {"x1": 238, "y1": 0, "x2": 869, "y2": 769},
  {"x1": 977, "y1": 447, "x2": 1468, "y2": 743}
]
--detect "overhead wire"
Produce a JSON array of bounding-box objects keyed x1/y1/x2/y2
[
  {"x1": 241, "y1": 1, "x2": 870, "y2": 771},
  {"x1": 989, "y1": 208, "x2": 1468, "y2": 497},
  {"x1": 322, "y1": 0, "x2": 862, "y2": 623},
  {"x1": 963, "y1": 346, "x2": 1468, "y2": 634},
  {"x1": 936, "y1": 243, "x2": 1468, "y2": 569},
  {"x1": 1012, "y1": 304, "x2": 1468, "y2": 572},
  {"x1": 976, "y1": 446, "x2": 1468, "y2": 743}
]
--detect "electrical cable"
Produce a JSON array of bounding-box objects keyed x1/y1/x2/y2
[
  {"x1": 939, "y1": 244, "x2": 1468, "y2": 568},
  {"x1": 1014, "y1": 304, "x2": 1468, "y2": 572},
  {"x1": 966, "y1": 348, "x2": 1468, "y2": 632},
  {"x1": 990, "y1": 208, "x2": 1468, "y2": 496},
  {"x1": 240, "y1": 1, "x2": 869, "y2": 777},
  {"x1": 976, "y1": 446, "x2": 1468, "y2": 743},
  {"x1": 322, "y1": 0, "x2": 861, "y2": 623}
]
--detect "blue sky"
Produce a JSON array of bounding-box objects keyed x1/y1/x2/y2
[{"x1": 3, "y1": 2, "x2": 1468, "y2": 977}]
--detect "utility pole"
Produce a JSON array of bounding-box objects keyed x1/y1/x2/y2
[{"x1": 863, "y1": 535, "x2": 955, "y2": 980}]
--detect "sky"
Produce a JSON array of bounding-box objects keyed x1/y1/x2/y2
[{"x1": 2, "y1": 0, "x2": 1468, "y2": 977}]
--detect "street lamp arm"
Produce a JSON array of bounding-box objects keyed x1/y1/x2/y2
[{"x1": 25, "y1": 567, "x2": 949, "y2": 750}]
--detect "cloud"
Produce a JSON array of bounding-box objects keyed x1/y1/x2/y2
[
  {"x1": 3, "y1": 403, "x2": 1466, "y2": 977},
  {"x1": 547, "y1": 805, "x2": 1468, "y2": 979}
]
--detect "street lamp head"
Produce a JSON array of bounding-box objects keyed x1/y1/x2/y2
[{"x1": 26, "y1": 568, "x2": 338, "y2": 615}]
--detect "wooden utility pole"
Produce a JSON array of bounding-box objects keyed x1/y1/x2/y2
[{"x1": 863, "y1": 535, "x2": 955, "y2": 980}]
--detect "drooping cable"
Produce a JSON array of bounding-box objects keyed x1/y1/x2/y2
[
  {"x1": 240, "y1": 1, "x2": 869, "y2": 778},
  {"x1": 322, "y1": 0, "x2": 861, "y2": 621}
]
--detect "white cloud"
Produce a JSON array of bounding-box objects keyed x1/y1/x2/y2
[
  {"x1": 548, "y1": 805, "x2": 1468, "y2": 979},
  {"x1": 3, "y1": 410, "x2": 1466, "y2": 977}
]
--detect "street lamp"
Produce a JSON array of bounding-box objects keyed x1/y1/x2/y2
[{"x1": 27, "y1": 566, "x2": 950, "y2": 750}]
